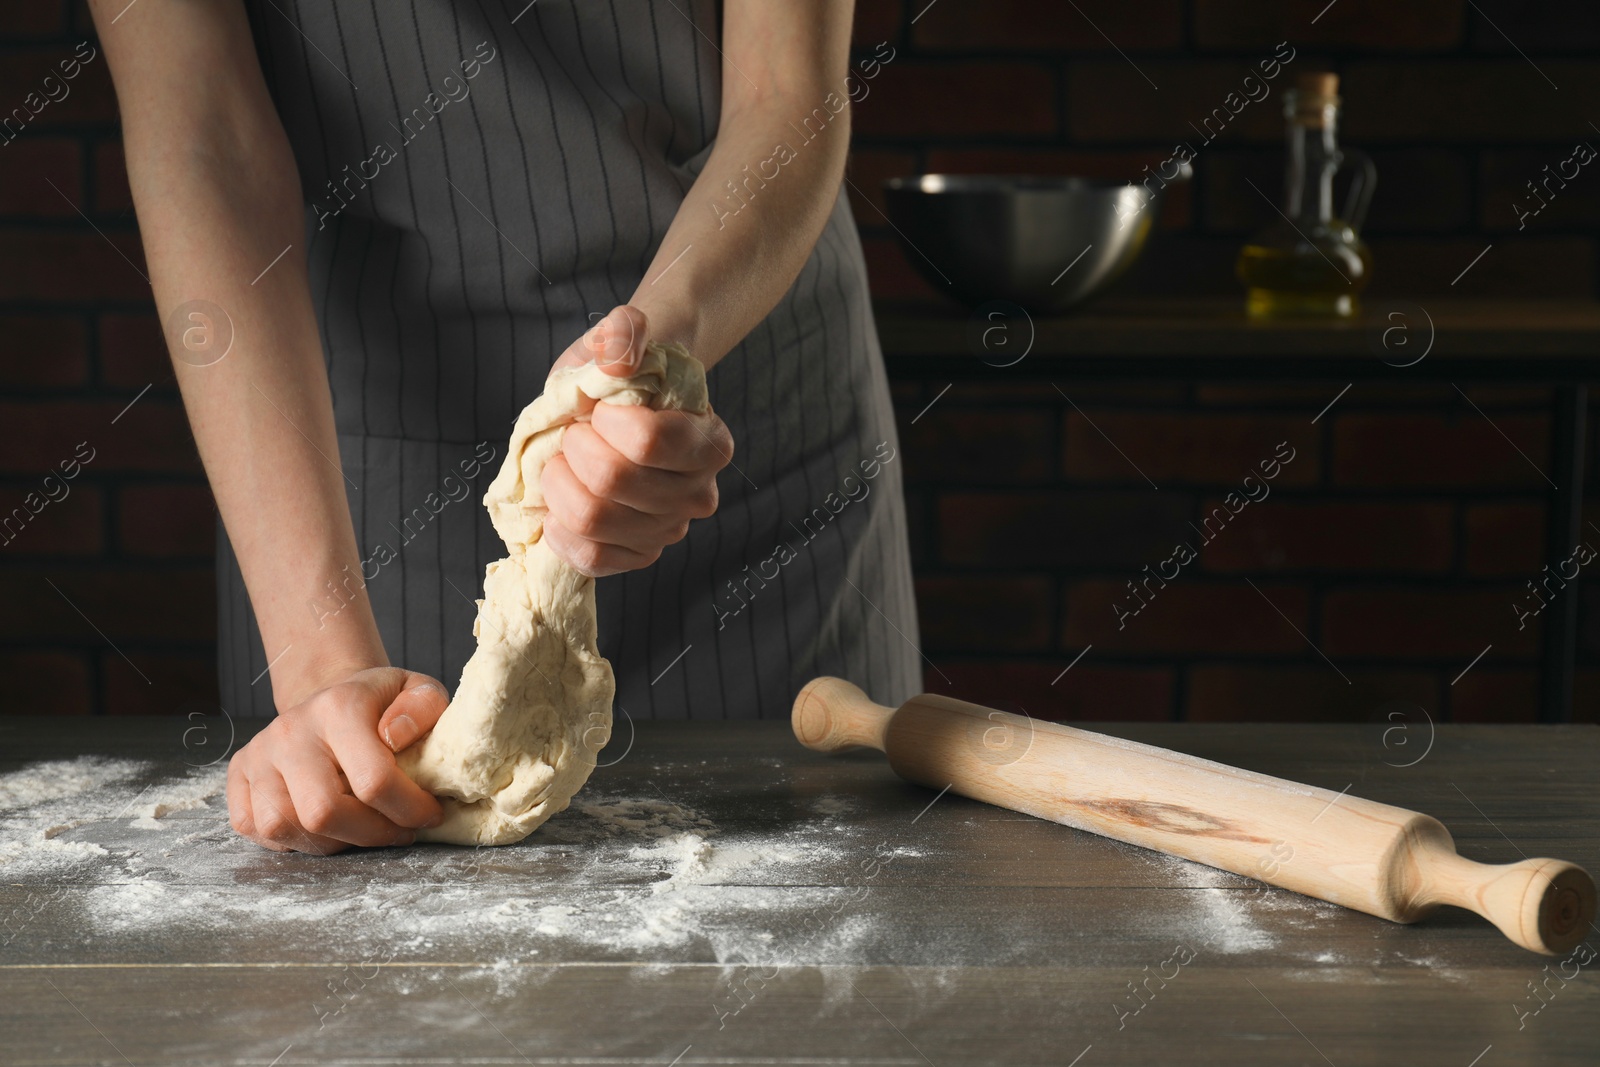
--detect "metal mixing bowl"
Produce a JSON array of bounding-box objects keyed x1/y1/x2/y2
[{"x1": 882, "y1": 167, "x2": 1189, "y2": 314}]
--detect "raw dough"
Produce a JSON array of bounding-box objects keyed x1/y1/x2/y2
[{"x1": 398, "y1": 342, "x2": 709, "y2": 845}]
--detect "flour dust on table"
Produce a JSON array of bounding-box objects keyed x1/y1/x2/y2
[{"x1": 0, "y1": 756, "x2": 913, "y2": 972}]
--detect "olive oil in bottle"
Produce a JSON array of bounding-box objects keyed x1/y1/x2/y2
[{"x1": 1237, "y1": 72, "x2": 1376, "y2": 319}]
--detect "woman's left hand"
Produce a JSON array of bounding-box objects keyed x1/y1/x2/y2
[{"x1": 542, "y1": 305, "x2": 733, "y2": 577}]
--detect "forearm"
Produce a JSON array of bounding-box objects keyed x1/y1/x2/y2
[
  {"x1": 628, "y1": 4, "x2": 856, "y2": 368},
  {"x1": 95, "y1": 1, "x2": 385, "y2": 708}
]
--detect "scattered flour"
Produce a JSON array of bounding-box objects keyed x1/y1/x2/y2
[
  {"x1": 0, "y1": 756, "x2": 146, "y2": 810},
  {"x1": 3, "y1": 755, "x2": 1353, "y2": 975}
]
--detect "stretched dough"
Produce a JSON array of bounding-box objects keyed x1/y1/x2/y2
[{"x1": 398, "y1": 342, "x2": 709, "y2": 845}]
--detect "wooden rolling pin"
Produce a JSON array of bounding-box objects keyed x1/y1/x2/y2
[{"x1": 793, "y1": 678, "x2": 1596, "y2": 955}]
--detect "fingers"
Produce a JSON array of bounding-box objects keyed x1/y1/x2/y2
[
  {"x1": 542, "y1": 515, "x2": 659, "y2": 578},
  {"x1": 547, "y1": 305, "x2": 648, "y2": 378},
  {"x1": 323, "y1": 724, "x2": 444, "y2": 831},
  {"x1": 561, "y1": 423, "x2": 718, "y2": 517},
  {"x1": 378, "y1": 674, "x2": 450, "y2": 752},
  {"x1": 543, "y1": 453, "x2": 692, "y2": 554},
  {"x1": 279, "y1": 748, "x2": 417, "y2": 848},
  {"x1": 246, "y1": 765, "x2": 346, "y2": 855},
  {"x1": 588, "y1": 404, "x2": 733, "y2": 474},
  {"x1": 589, "y1": 305, "x2": 648, "y2": 376}
]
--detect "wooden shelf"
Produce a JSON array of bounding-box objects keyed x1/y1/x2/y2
[{"x1": 875, "y1": 299, "x2": 1600, "y2": 378}]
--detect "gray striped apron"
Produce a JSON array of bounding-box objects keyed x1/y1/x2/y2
[{"x1": 222, "y1": 0, "x2": 920, "y2": 719}]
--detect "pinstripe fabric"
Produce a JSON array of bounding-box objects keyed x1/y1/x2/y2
[{"x1": 222, "y1": 0, "x2": 919, "y2": 719}]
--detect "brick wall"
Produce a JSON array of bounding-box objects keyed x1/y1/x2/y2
[
  {"x1": 849, "y1": 0, "x2": 1600, "y2": 722},
  {"x1": 2, "y1": 1, "x2": 215, "y2": 717},
  {"x1": 2, "y1": 1, "x2": 1597, "y2": 720}
]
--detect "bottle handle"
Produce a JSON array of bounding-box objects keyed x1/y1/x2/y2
[{"x1": 1338, "y1": 148, "x2": 1377, "y2": 234}]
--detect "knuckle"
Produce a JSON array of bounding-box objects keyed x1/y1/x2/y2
[
  {"x1": 300, "y1": 800, "x2": 340, "y2": 837},
  {"x1": 256, "y1": 813, "x2": 291, "y2": 840},
  {"x1": 571, "y1": 539, "x2": 608, "y2": 575},
  {"x1": 565, "y1": 495, "x2": 607, "y2": 538},
  {"x1": 665, "y1": 520, "x2": 690, "y2": 545},
  {"x1": 344, "y1": 766, "x2": 388, "y2": 804},
  {"x1": 586, "y1": 456, "x2": 626, "y2": 500},
  {"x1": 691, "y1": 484, "x2": 719, "y2": 518}
]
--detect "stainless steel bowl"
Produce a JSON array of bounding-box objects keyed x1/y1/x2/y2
[{"x1": 882, "y1": 168, "x2": 1189, "y2": 313}]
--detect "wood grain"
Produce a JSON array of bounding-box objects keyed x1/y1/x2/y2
[{"x1": 1, "y1": 716, "x2": 1596, "y2": 1066}]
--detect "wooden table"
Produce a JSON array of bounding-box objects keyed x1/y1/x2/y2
[
  {"x1": 3, "y1": 716, "x2": 1596, "y2": 1066},
  {"x1": 877, "y1": 298, "x2": 1600, "y2": 724}
]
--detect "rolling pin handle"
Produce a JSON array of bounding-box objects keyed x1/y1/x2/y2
[
  {"x1": 1417, "y1": 848, "x2": 1596, "y2": 956},
  {"x1": 792, "y1": 676, "x2": 893, "y2": 754}
]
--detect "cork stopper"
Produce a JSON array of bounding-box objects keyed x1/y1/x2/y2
[
  {"x1": 1289, "y1": 72, "x2": 1340, "y2": 127},
  {"x1": 1296, "y1": 72, "x2": 1340, "y2": 97}
]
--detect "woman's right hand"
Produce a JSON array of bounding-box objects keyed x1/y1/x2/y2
[{"x1": 226, "y1": 667, "x2": 449, "y2": 854}]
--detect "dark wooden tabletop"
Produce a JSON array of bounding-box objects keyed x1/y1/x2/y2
[{"x1": 2, "y1": 716, "x2": 1596, "y2": 1066}]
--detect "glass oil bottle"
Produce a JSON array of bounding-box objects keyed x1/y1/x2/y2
[{"x1": 1236, "y1": 72, "x2": 1376, "y2": 319}]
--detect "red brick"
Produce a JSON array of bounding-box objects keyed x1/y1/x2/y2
[
  {"x1": 938, "y1": 491, "x2": 1194, "y2": 568},
  {"x1": 901, "y1": 382, "x2": 1185, "y2": 405},
  {"x1": 100, "y1": 313, "x2": 173, "y2": 389},
  {"x1": 5, "y1": 1, "x2": 69, "y2": 34},
  {"x1": 846, "y1": 148, "x2": 918, "y2": 223},
  {"x1": 924, "y1": 148, "x2": 1192, "y2": 229},
  {"x1": 1322, "y1": 587, "x2": 1538, "y2": 658},
  {"x1": 0, "y1": 482, "x2": 103, "y2": 555},
  {"x1": 1064, "y1": 412, "x2": 1317, "y2": 486},
  {"x1": 0, "y1": 137, "x2": 80, "y2": 216},
  {"x1": 1581, "y1": 582, "x2": 1600, "y2": 659},
  {"x1": 0, "y1": 231, "x2": 149, "y2": 303},
  {"x1": 1066, "y1": 62, "x2": 1290, "y2": 143},
  {"x1": 104, "y1": 651, "x2": 219, "y2": 717},
  {"x1": 853, "y1": 0, "x2": 902, "y2": 49},
  {"x1": 118, "y1": 483, "x2": 216, "y2": 558},
  {"x1": 1063, "y1": 579, "x2": 1311, "y2": 654},
  {"x1": 0, "y1": 45, "x2": 118, "y2": 128},
  {"x1": 1463, "y1": 502, "x2": 1544, "y2": 577},
  {"x1": 861, "y1": 234, "x2": 951, "y2": 303},
  {"x1": 1365, "y1": 238, "x2": 1594, "y2": 298},
  {"x1": 855, "y1": 62, "x2": 1056, "y2": 138},
  {"x1": 0, "y1": 315, "x2": 89, "y2": 386},
  {"x1": 916, "y1": 575, "x2": 1053, "y2": 653},
  {"x1": 92, "y1": 139, "x2": 133, "y2": 216},
  {"x1": 0, "y1": 401, "x2": 201, "y2": 475},
  {"x1": 1480, "y1": 149, "x2": 1600, "y2": 232},
  {"x1": 1198, "y1": 499, "x2": 1454, "y2": 573},
  {"x1": 914, "y1": 0, "x2": 1182, "y2": 51},
  {"x1": 903, "y1": 486, "x2": 933, "y2": 566},
  {"x1": 1194, "y1": 384, "x2": 1454, "y2": 406},
  {"x1": 903, "y1": 407, "x2": 1055, "y2": 485},
  {"x1": 1195, "y1": 0, "x2": 1463, "y2": 50},
  {"x1": 1187, "y1": 665, "x2": 1438, "y2": 722},
  {"x1": 1332, "y1": 412, "x2": 1550, "y2": 488},
  {"x1": 0, "y1": 567, "x2": 214, "y2": 642},
  {"x1": 1573, "y1": 669, "x2": 1600, "y2": 724},
  {"x1": 1450, "y1": 669, "x2": 1538, "y2": 723},
  {"x1": 0, "y1": 651, "x2": 92, "y2": 715},
  {"x1": 1344, "y1": 62, "x2": 1600, "y2": 142},
  {"x1": 1202, "y1": 148, "x2": 1472, "y2": 235},
  {"x1": 932, "y1": 660, "x2": 1174, "y2": 722},
  {"x1": 1469, "y1": 1, "x2": 1600, "y2": 51}
]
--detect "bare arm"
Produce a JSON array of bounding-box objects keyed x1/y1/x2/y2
[
  {"x1": 540, "y1": 0, "x2": 857, "y2": 574},
  {"x1": 630, "y1": 0, "x2": 857, "y2": 365},
  {"x1": 90, "y1": 0, "x2": 443, "y2": 852}
]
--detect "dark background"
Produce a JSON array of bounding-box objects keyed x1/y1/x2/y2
[{"x1": 2, "y1": 0, "x2": 1598, "y2": 721}]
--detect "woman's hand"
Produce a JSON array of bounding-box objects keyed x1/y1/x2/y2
[
  {"x1": 227, "y1": 668, "x2": 449, "y2": 854},
  {"x1": 542, "y1": 305, "x2": 733, "y2": 577}
]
